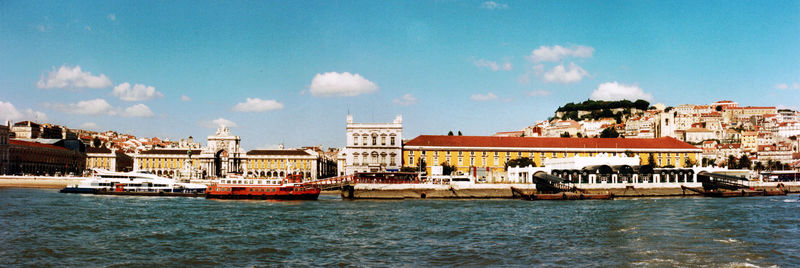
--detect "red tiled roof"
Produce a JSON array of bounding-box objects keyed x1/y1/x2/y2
[
  {"x1": 140, "y1": 149, "x2": 202, "y2": 155},
  {"x1": 246, "y1": 149, "x2": 310, "y2": 156},
  {"x1": 404, "y1": 135, "x2": 699, "y2": 150},
  {"x1": 10, "y1": 139, "x2": 67, "y2": 151}
]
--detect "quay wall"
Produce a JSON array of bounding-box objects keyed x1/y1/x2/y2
[
  {"x1": 0, "y1": 176, "x2": 85, "y2": 188},
  {"x1": 344, "y1": 182, "x2": 800, "y2": 199}
]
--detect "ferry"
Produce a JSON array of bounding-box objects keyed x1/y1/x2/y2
[
  {"x1": 205, "y1": 174, "x2": 321, "y2": 200},
  {"x1": 60, "y1": 169, "x2": 207, "y2": 194}
]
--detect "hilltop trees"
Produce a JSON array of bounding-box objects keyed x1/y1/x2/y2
[
  {"x1": 505, "y1": 158, "x2": 536, "y2": 170},
  {"x1": 599, "y1": 127, "x2": 620, "y2": 138},
  {"x1": 556, "y1": 99, "x2": 651, "y2": 121}
]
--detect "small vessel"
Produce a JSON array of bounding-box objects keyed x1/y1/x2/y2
[
  {"x1": 60, "y1": 169, "x2": 207, "y2": 195},
  {"x1": 205, "y1": 174, "x2": 321, "y2": 200}
]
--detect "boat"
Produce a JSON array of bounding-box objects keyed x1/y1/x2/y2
[
  {"x1": 60, "y1": 169, "x2": 207, "y2": 195},
  {"x1": 205, "y1": 174, "x2": 321, "y2": 200}
]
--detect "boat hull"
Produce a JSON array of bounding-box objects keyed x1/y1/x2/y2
[
  {"x1": 206, "y1": 192, "x2": 320, "y2": 200},
  {"x1": 59, "y1": 187, "x2": 96, "y2": 194}
]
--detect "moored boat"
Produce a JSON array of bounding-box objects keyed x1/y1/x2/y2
[
  {"x1": 60, "y1": 169, "x2": 207, "y2": 194},
  {"x1": 205, "y1": 174, "x2": 321, "y2": 200}
]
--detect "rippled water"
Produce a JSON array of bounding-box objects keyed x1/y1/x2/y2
[{"x1": 1, "y1": 188, "x2": 798, "y2": 267}]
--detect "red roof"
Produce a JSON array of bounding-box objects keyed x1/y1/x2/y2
[
  {"x1": 10, "y1": 139, "x2": 68, "y2": 151},
  {"x1": 404, "y1": 135, "x2": 699, "y2": 150}
]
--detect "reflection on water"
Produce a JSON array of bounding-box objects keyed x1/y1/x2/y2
[{"x1": 1, "y1": 188, "x2": 798, "y2": 267}]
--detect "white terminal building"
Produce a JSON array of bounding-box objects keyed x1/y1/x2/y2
[{"x1": 337, "y1": 115, "x2": 403, "y2": 176}]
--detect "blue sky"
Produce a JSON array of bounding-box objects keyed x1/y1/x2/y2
[{"x1": 1, "y1": 0, "x2": 799, "y2": 149}]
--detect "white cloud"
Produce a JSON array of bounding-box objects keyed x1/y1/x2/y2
[
  {"x1": 543, "y1": 63, "x2": 589, "y2": 84},
  {"x1": 0, "y1": 101, "x2": 48, "y2": 123},
  {"x1": 529, "y1": 45, "x2": 594, "y2": 62},
  {"x1": 79, "y1": 122, "x2": 100, "y2": 130},
  {"x1": 201, "y1": 118, "x2": 238, "y2": 128},
  {"x1": 393, "y1": 94, "x2": 418, "y2": 106},
  {"x1": 527, "y1": 90, "x2": 551, "y2": 96},
  {"x1": 776, "y1": 83, "x2": 800, "y2": 90},
  {"x1": 232, "y1": 98, "x2": 284, "y2": 112},
  {"x1": 590, "y1": 82, "x2": 653, "y2": 101},
  {"x1": 107, "y1": 14, "x2": 116, "y2": 21},
  {"x1": 111, "y1": 82, "x2": 163, "y2": 101},
  {"x1": 122, "y1": 104, "x2": 154, "y2": 117},
  {"x1": 37, "y1": 65, "x2": 112, "y2": 89},
  {"x1": 470, "y1": 92, "x2": 498, "y2": 101},
  {"x1": 481, "y1": 1, "x2": 508, "y2": 10},
  {"x1": 181, "y1": 95, "x2": 191, "y2": 102},
  {"x1": 46, "y1": 98, "x2": 117, "y2": 116},
  {"x1": 473, "y1": 58, "x2": 512, "y2": 71},
  {"x1": 309, "y1": 72, "x2": 378, "y2": 97}
]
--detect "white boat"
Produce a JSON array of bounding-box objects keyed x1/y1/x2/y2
[{"x1": 60, "y1": 169, "x2": 207, "y2": 194}]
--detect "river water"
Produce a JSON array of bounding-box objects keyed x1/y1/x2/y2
[{"x1": 1, "y1": 188, "x2": 798, "y2": 267}]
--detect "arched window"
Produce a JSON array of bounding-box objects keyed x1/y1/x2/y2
[{"x1": 372, "y1": 134, "x2": 377, "y2": 146}]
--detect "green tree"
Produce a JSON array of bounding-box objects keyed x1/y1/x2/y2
[
  {"x1": 648, "y1": 153, "x2": 657, "y2": 166},
  {"x1": 440, "y1": 162, "x2": 456, "y2": 175},
  {"x1": 447, "y1": 131, "x2": 454, "y2": 136},
  {"x1": 560, "y1": 132, "x2": 571, "y2": 137},
  {"x1": 457, "y1": 131, "x2": 463, "y2": 136},
  {"x1": 417, "y1": 157, "x2": 427, "y2": 171},
  {"x1": 600, "y1": 127, "x2": 620, "y2": 138},
  {"x1": 727, "y1": 155, "x2": 738, "y2": 169},
  {"x1": 576, "y1": 132, "x2": 583, "y2": 138},
  {"x1": 633, "y1": 99, "x2": 650, "y2": 110},
  {"x1": 737, "y1": 155, "x2": 751, "y2": 170},
  {"x1": 624, "y1": 150, "x2": 634, "y2": 157},
  {"x1": 684, "y1": 157, "x2": 696, "y2": 167},
  {"x1": 92, "y1": 137, "x2": 102, "y2": 148},
  {"x1": 505, "y1": 158, "x2": 536, "y2": 171},
  {"x1": 754, "y1": 161, "x2": 764, "y2": 172}
]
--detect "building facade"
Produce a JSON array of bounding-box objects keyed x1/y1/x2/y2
[
  {"x1": 244, "y1": 149, "x2": 319, "y2": 180},
  {"x1": 0, "y1": 123, "x2": 8, "y2": 174},
  {"x1": 5, "y1": 139, "x2": 86, "y2": 176},
  {"x1": 403, "y1": 135, "x2": 702, "y2": 181},
  {"x1": 85, "y1": 147, "x2": 133, "y2": 172},
  {"x1": 337, "y1": 115, "x2": 403, "y2": 176},
  {"x1": 133, "y1": 126, "x2": 335, "y2": 180}
]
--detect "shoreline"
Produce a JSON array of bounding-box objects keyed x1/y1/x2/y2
[{"x1": 0, "y1": 176, "x2": 85, "y2": 189}]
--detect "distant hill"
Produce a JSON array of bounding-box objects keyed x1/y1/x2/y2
[{"x1": 554, "y1": 99, "x2": 650, "y2": 122}]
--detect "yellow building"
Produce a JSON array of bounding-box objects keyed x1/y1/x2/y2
[
  {"x1": 741, "y1": 131, "x2": 758, "y2": 151},
  {"x1": 86, "y1": 147, "x2": 133, "y2": 172},
  {"x1": 402, "y1": 135, "x2": 702, "y2": 177},
  {"x1": 134, "y1": 149, "x2": 203, "y2": 177}
]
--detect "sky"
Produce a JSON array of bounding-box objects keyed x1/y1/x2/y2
[{"x1": 1, "y1": 0, "x2": 799, "y2": 149}]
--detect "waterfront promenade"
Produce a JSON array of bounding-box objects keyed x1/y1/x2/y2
[{"x1": 0, "y1": 176, "x2": 84, "y2": 188}]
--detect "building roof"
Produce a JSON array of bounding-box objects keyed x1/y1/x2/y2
[
  {"x1": 404, "y1": 135, "x2": 700, "y2": 151},
  {"x1": 86, "y1": 147, "x2": 112, "y2": 154},
  {"x1": 140, "y1": 149, "x2": 202, "y2": 155},
  {"x1": 246, "y1": 149, "x2": 311, "y2": 156},
  {"x1": 10, "y1": 139, "x2": 67, "y2": 151}
]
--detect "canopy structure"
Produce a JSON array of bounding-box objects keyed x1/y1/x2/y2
[{"x1": 697, "y1": 171, "x2": 748, "y2": 191}]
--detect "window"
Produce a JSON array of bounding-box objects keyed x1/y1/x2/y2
[
  {"x1": 372, "y1": 136, "x2": 377, "y2": 145},
  {"x1": 409, "y1": 154, "x2": 414, "y2": 165},
  {"x1": 458, "y1": 157, "x2": 463, "y2": 166},
  {"x1": 390, "y1": 137, "x2": 396, "y2": 146}
]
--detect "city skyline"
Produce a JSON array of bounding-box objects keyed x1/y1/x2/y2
[{"x1": 1, "y1": 1, "x2": 799, "y2": 149}]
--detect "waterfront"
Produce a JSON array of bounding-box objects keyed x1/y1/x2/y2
[{"x1": 1, "y1": 188, "x2": 798, "y2": 267}]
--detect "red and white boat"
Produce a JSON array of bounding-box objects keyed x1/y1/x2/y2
[{"x1": 205, "y1": 174, "x2": 321, "y2": 200}]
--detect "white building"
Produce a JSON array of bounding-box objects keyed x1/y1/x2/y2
[{"x1": 337, "y1": 115, "x2": 403, "y2": 176}]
